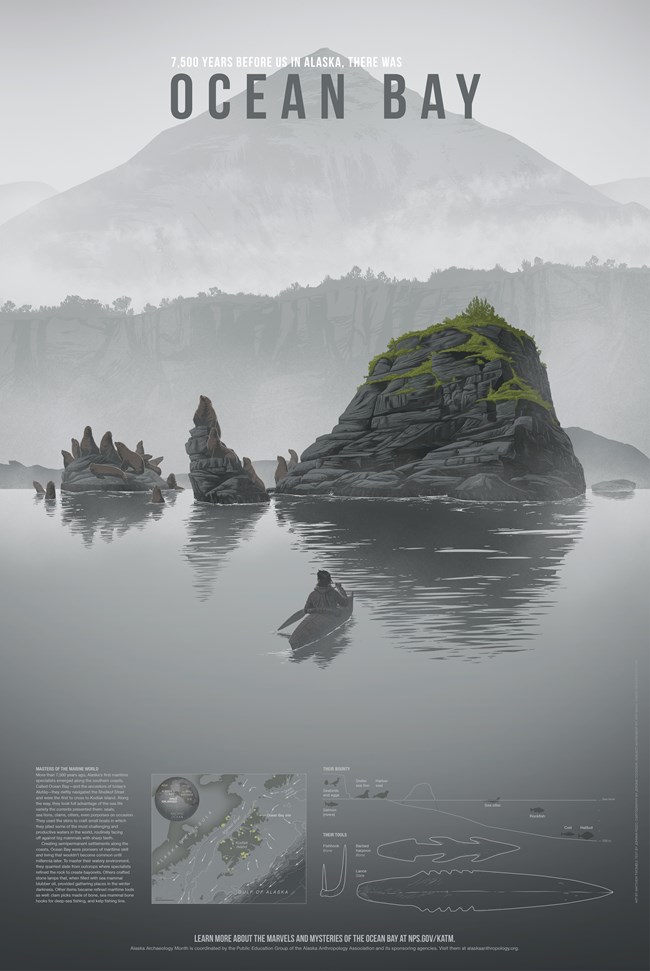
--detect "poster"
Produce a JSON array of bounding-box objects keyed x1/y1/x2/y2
[{"x1": 0, "y1": 2, "x2": 648, "y2": 969}]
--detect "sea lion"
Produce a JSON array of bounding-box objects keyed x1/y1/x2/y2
[
  {"x1": 99, "y1": 431, "x2": 121, "y2": 464},
  {"x1": 288, "y1": 448, "x2": 299, "y2": 469},
  {"x1": 61, "y1": 450, "x2": 74, "y2": 468},
  {"x1": 146, "y1": 456, "x2": 163, "y2": 468},
  {"x1": 80, "y1": 425, "x2": 100, "y2": 456},
  {"x1": 71, "y1": 438, "x2": 81, "y2": 459},
  {"x1": 146, "y1": 463, "x2": 161, "y2": 476},
  {"x1": 89, "y1": 463, "x2": 128, "y2": 483},
  {"x1": 206, "y1": 427, "x2": 228, "y2": 457},
  {"x1": 242, "y1": 457, "x2": 266, "y2": 493},
  {"x1": 33, "y1": 480, "x2": 45, "y2": 495},
  {"x1": 166, "y1": 473, "x2": 184, "y2": 490},
  {"x1": 136, "y1": 440, "x2": 145, "y2": 456},
  {"x1": 115, "y1": 441, "x2": 145, "y2": 474},
  {"x1": 223, "y1": 448, "x2": 239, "y2": 465},
  {"x1": 151, "y1": 486, "x2": 165, "y2": 504},
  {"x1": 193, "y1": 394, "x2": 221, "y2": 434},
  {"x1": 45, "y1": 481, "x2": 56, "y2": 500},
  {"x1": 275, "y1": 456, "x2": 289, "y2": 484}
]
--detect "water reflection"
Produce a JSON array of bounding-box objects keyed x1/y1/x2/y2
[
  {"x1": 275, "y1": 496, "x2": 587, "y2": 655},
  {"x1": 183, "y1": 501, "x2": 268, "y2": 601},
  {"x1": 59, "y1": 491, "x2": 170, "y2": 546}
]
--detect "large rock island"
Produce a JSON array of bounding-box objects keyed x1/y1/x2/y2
[{"x1": 276, "y1": 299, "x2": 585, "y2": 501}]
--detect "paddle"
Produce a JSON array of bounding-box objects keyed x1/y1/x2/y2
[{"x1": 277, "y1": 608, "x2": 305, "y2": 632}]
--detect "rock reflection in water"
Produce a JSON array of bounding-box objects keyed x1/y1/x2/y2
[
  {"x1": 275, "y1": 496, "x2": 587, "y2": 655},
  {"x1": 60, "y1": 491, "x2": 172, "y2": 546},
  {"x1": 183, "y1": 501, "x2": 267, "y2": 601}
]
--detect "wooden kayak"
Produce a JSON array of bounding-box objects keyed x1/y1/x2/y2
[{"x1": 287, "y1": 594, "x2": 354, "y2": 652}]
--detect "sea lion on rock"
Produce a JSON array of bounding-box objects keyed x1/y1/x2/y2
[
  {"x1": 136, "y1": 440, "x2": 145, "y2": 456},
  {"x1": 45, "y1": 481, "x2": 56, "y2": 500},
  {"x1": 61, "y1": 450, "x2": 74, "y2": 468},
  {"x1": 151, "y1": 486, "x2": 165, "y2": 504},
  {"x1": 89, "y1": 463, "x2": 128, "y2": 483},
  {"x1": 166, "y1": 473, "x2": 184, "y2": 490},
  {"x1": 275, "y1": 456, "x2": 289, "y2": 484},
  {"x1": 242, "y1": 457, "x2": 266, "y2": 493},
  {"x1": 206, "y1": 427, "x2": 228, "y2": 458},
  {"x1": 71, "y1": 438, "x2": 81, "y2": 459},
  {"x1": 33, "y1": 481, "x2": 45, "y2": 495},
  {"x1": 288, "y1": 449, "x2": 299, "y2": 469},
  {"x1": 193, "y1": 394, "x2": 221, "y2": 434},
  {"x1": 115, "y1": 442, "x2": 145, "y2": 474},
  {"x1": 99, "y1": 431, "x2": 121, "y2": 464},
  {"x1": 80, "y1": 425, "x2": 100, "y2": 456}
]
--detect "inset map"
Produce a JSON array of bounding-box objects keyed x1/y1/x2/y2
[{"x1": 151, "y1": 773, "x2": 306, "y2": 904}]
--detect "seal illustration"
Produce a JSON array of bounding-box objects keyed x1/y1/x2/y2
[
  {"x1": 288, "y1": 448, "x2": 299, "y2": 469},
  {"x1": 136, "y1": 440, "x2": 145, "y2": 456},
  {"x1": 33, "y1": 481, "x2": 45, "y2": 495},
  {"x1": 61, "y1": 450, "x2": 74, "y2": 468},
  {"x1": 45, "y1": 481, "x2": 56, "y2": 500},
  {"x1": 206, "y1": 427, "x2": 228, "y2": 457},
  {"x1": 89, "y1": 463, "x2": 128, "y2": 483},
  {"x1": 166, "y1": 473, "x2": 184, "y2": 490},
  {"x1": 193, "y1": 394, "x2": 221, "y2": 433},
  {"x1": 151, "y1": 486, "x2": 165, "y2": 504},
  {"x1": 115, "y1": 442, "x2": 145, "y2": 474},
  {"x1": 99, "y1": 431, "x2": 121, "y2": 464},
  {"x1": 71, "y1": 438, "x2": 81, "y2": 459},
  {"x1": 145, "y1": 455, "x2": 164, "y2": 473},
  {"x1": 275, "y1": 455, "x2": 289, "y2": 484},
  {"x1": 242, "y1": 457, "x2": 266, "y2": 493},
  {"x1": 80, "y1": 425, "x2": 100, "y2": 456}
]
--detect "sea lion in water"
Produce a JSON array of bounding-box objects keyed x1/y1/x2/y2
[
  {"x1": 80, "y1": 425, "x2": 100, "y2": 456},
  {"x1": 45, "y1": 481, "x2": 56, "y2": 500},
  {"x1": 206, "y1": 427, "x2": 228, "y2": 457},
  {"x1": 166, "y1": 473, "x2": 184, "y2": 490},
  {"x1": 89, "y1": 463, "x2": 128, "y2": 483},
  {"x1": 71, "y1": 438, "x2": 81, "y2": 459},
  {"x1": 275, "y1": 456, "x2": 289, "y2": 484},
  {"x1": 61, "y1": 450, "x2": 74, "y2": 468},
  {"x1": 288, "y1": 449, "x2": 299, "y2": 470},
  {"x1": 99, "y1": 431, "x2": 121, "y2": 464},
  {"x1": 115, "y1": 441, "x2": 145, "y2": 474},
  {"x1": 193, "y1": 394, "x2": 221, "y2": 434},
  {"x1": 151, "y1": 486, "x2": 165, "y2": 504},
  {"x1": 33, "y1": 480, "x2": 45, "y2": 495},
  {"x1": 242, "y1": 457, "x2": 266, "y2": 493}
]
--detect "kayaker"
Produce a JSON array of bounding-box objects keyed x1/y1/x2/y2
[{"x1": 304, "y1": 570, "x2": 348, "y2": 614}]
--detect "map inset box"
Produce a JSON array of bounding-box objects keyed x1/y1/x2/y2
[{"x1": 151, "y1": 774, "x2": 306, "y2": 904}]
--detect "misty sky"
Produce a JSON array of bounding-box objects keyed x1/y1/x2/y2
[{"x1": 0, "y1": 0, "x2": 648, "y2": 192}]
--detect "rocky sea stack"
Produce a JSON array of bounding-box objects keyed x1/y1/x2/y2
[
  {"x1": 186, "y1": 395, "x2": 269, "y2": 504},
  {"x1": 276, "y1": 299, "x2": 585, "y2": 501}
]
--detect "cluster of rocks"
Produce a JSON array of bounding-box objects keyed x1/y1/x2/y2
[
  {"x1": 56, "y1": 425, "x2": 182, "y2": 494},
  {"x1": 186, "y1": 395, "x2": 269, "y2": 504},
  {"x1": 276, "y1": 299, "x2": 586, "y2": 502}
]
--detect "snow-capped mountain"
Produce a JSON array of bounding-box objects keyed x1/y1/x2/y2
[{"x1": 0, "y1": 50, "x2": 648, "y2": 305}]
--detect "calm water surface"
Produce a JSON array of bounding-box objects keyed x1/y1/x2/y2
[{"x1": 1, "y1": 489, "x2": 648, "y2": 969}]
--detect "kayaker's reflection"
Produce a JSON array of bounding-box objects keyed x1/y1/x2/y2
[{"x1": 304, "y1": 570, "x2": 349, "y2": 614}]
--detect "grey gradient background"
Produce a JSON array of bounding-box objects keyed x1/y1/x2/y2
[{"x1": 0, "y1": 0, "x2": 648, "y2": 193}]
